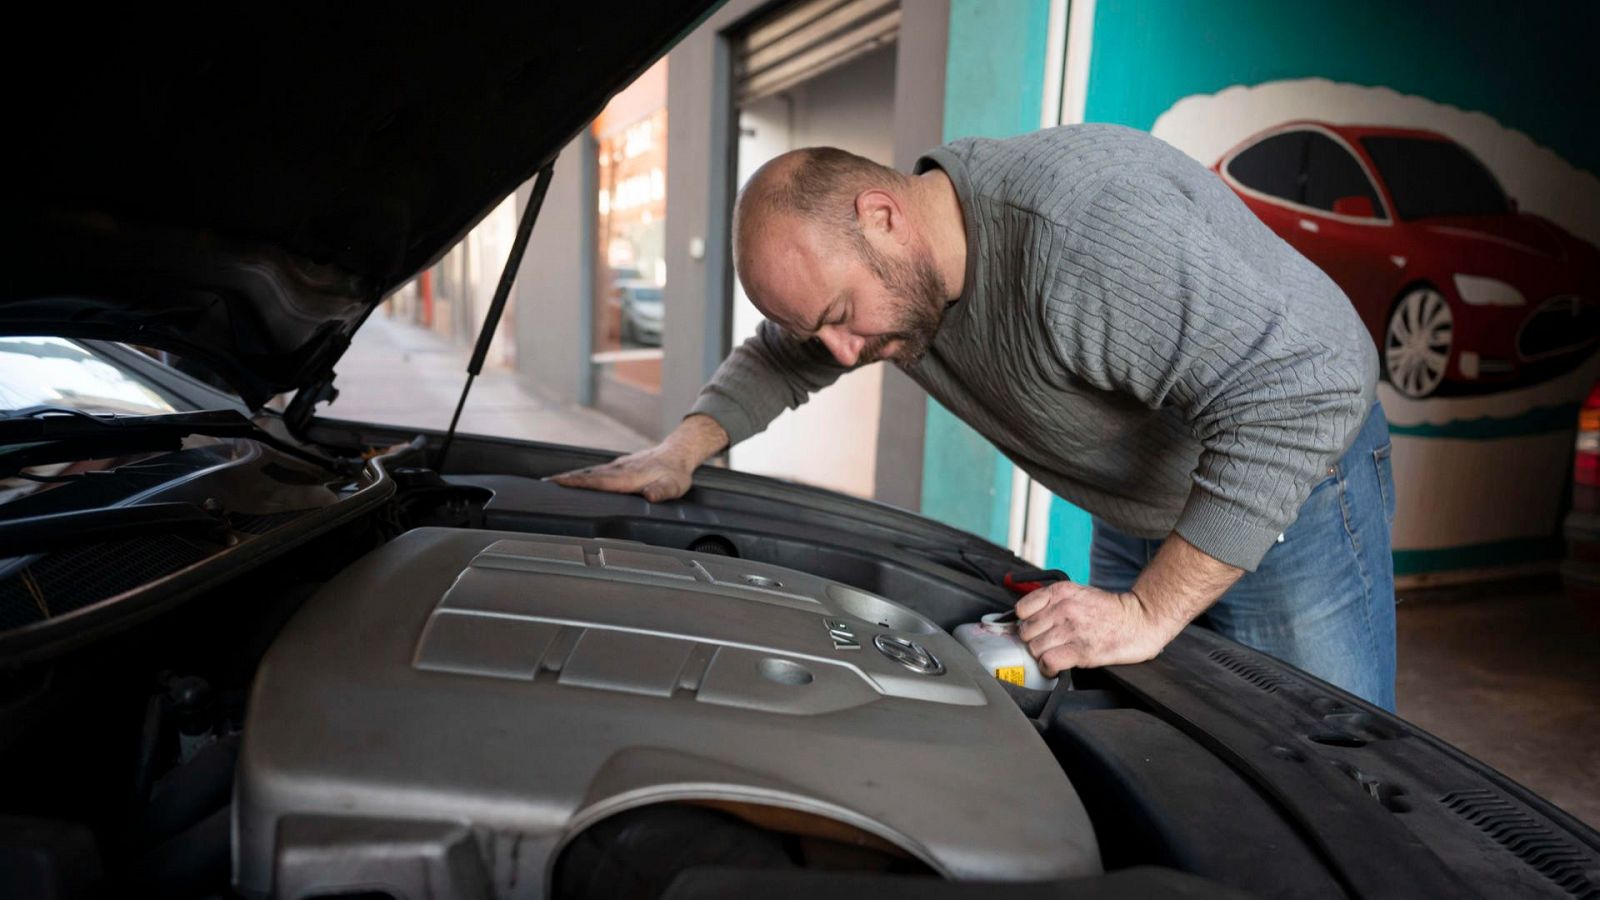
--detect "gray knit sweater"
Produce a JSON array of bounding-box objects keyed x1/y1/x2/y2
[{"x1": 691, "y1": 125, "x2": 1378, "y2": 571}]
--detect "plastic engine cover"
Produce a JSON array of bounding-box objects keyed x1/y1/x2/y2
[{"x1": 234, "y1": 527, "x2": 1100, "y2": 897}]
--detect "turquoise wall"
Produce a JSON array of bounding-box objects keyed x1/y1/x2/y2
[
  {"x1": 1079, "y1": 0, "x2": 1600, "y2": 576},
  {"x1": 919, "y1": 0, "x2": 1053, "y2": 548},
  {"x1": 924, "y1": 0, "x2": 1599, "y2": 579},
  {"x1": 1084, "y1": 0, "x2": 1598, "y2": 173},
  {"x1": 923, "y1": 0, "x2": 1097, "y2": 579},
  {"x1": 923, "y1": 0, "x2": 1095, "y2": 579}
]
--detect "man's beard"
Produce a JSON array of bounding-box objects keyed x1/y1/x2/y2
[{"x1": 856, "y1": 239, "x2": 946, "y2": 366}]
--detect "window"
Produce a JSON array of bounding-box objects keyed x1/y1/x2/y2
[
  {"x1": 588, "y1": 59, "x2": 668, "y2": 438},
  {"x1": 1361, "y1": 136, "x2": 1509, "y2": 220},
  {"x1": 1304, "y1": 133, "x2": 1384, "y2": 217},
  {"x1": 1227, "y1": 131, "x2": 1308, "y2": 203}
]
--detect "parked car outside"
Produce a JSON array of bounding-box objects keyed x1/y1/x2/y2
[
  {"x1": 618, "y1": 280, "x2": 664, "y2": 347},
  {"x1": 1215, "y1": 121, "x2": 1600, "y2": 398}
]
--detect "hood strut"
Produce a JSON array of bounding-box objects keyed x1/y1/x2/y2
[{"x1": 435, "y1": 161, "x2": 556, "y2": 471}]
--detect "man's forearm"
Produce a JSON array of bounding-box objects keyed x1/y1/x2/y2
[
  {"x1": 662, "y1": 414, "x2": 730, "y2": 469},
  {"x1": 689, "y1": 320, "x2": 853, "y2": 446},
  {"x1": 1015, "y1": 531, "x2": 1245, "y2": 675},
  {"x1": 1130, "y1": 532, "x2": 1245, "y2": 639}
]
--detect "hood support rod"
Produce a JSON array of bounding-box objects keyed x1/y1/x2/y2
[{"x1": 436, "y1": 160, "x2": 556, "y2": 471}]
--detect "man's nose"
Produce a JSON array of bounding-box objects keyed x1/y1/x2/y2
[{"x1": 819, "y1": 327, "x2": 863, "y2": 367}]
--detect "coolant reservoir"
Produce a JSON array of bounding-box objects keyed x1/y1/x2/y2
[{"x1": 954, "y1": 612, "x2": 1058, "y2": 690}]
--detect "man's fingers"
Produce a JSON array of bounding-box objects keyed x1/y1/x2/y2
[
  {"x1": 1017, "y1": 611, "x2": 1053, "y2": 642},
  {"x1": 1025, "y1": 623, "x2": 1073, "y2": 659},
  {"x1": 639, "y1": 476, "x2": 681, "y2": 503},
  {"x1": 550, "y1": 463, "x2": 639, "y2": 492},
  {"x1": 1039, "y1": 646, "x2": 1080, "y2": 678},
  {"x1": 1015, "y1": 589, "x2": 1052, "y2": 619},
  {"x1": 549, "y1": 467, "x2": 609, "y2": 488},
  {"x1": 1019, "y1": 580, "x2": 1098, "y2": 619}
]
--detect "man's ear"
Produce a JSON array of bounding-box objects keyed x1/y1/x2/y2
[{"x1": 855, "y1": 188, "x2": 907, "y2": 245}]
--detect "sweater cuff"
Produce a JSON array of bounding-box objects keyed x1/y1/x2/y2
[
  {"x1": 1172, "y1": 489, "x2": 1283, "y2": 572},
  {"x1": 688, "y1": 388, "x2": 760, "y2": 448}
]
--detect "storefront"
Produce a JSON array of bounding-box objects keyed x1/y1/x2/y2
[{"x1": 590, "y1": 62, "x2": 670, "y2": 437}]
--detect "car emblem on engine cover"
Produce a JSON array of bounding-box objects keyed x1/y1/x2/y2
[
  {"x1": 823, "y1": 618, "x2": 860, "y2": 650},
  {"x1": 874, "y1": 634, "x2": 945, "y2": 676}
]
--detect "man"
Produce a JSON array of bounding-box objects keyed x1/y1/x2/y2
[{"x1": 553, "y1": 125, "x2": 1397, "y2": 709}]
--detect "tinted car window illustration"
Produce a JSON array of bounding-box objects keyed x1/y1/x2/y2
[
  {"x1": 1225, "y1": 130, "x2": 1307, "y2": 203},
  {"x1": 1362, "y1": 135, "x2": 1510, "y2": 220},
  {"x1": 1217, "y1": 122, "x2": 1600, "y2": 398},
  {"x1": 1304, "y1": 132, "x2": 1384, "y2": 216}
]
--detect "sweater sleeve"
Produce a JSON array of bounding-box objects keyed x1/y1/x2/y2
[
  {"x1": 1046, "y1": 173, "x2": 1377, "y2": 570},
  {"x1": 688, "y1": 318, "x2": 855, "y2": 446}
]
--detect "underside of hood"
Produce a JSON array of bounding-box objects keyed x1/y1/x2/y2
[{"x1": 1, "y1": 3, "x2": 718, "y2": 408}]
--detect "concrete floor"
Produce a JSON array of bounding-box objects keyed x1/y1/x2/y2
[{"x1": 1397, "y1": 579, "x2": 1600, "y2": 829}]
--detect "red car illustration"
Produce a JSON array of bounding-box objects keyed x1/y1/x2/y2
[{"x1": 1214, "y1": 121, "x2": 1600, "y2": 398}]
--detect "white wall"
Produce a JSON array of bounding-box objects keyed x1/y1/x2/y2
[{"x1": 728, "y1": 45, "x2": 897, "y2": 498}]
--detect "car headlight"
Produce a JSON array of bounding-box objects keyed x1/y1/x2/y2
[{"x1": 1454, "y1": 274, "x2": 1526, "y2": 307}]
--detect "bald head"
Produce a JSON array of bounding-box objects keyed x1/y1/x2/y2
[
  {"x1": 733, "y1": 147, "x2": 910, "y2": 279},
  {"x1": 729, "y1": 147, "x2": 951, "y2": 369}
]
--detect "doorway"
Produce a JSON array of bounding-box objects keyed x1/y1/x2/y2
[{"x1": 726, "y1": 0, "x2": 900, "y2": 498}]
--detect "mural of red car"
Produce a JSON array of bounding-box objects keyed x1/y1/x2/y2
[{"x1": 1214, "y1": 121, "x2": 1600, "y2": 398}]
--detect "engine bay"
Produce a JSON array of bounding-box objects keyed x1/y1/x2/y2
[
  {"x1": 2, "y1": 428, "x2": 1593, "y2": 900},
  {"x1": 235, "y1": 529, "x2": 1100, "y2": 896}
]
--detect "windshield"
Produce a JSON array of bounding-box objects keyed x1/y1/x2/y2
[
  {"x1": 0, "y1": 338, "x2": 178, "y2": 416},
  {"x1": 1360, "y1": 136, "x2": 1509, "y2": 219},
  {"x1": 0, "y1": 338, "x2": 221, "y2": 508},
  {"x1": 629, "y1": 288, "x2": 664, "y2": 302}
]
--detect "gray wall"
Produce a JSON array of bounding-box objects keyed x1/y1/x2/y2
[
  {"x1": 513, "y1": 136, "x2": 596, "y2": 406},
  {"x1": 778, "y1": 45, "x2": 899, "y2": 153},
  {"x1": 660, "y1": 0, "x2": 772, "y2": 437},
  {"x1": 663, "y1": 0, "x2": 950, "y2": 499},
  {"x1": 728, "y1": 45, "x2": 897, "y2": 499}
]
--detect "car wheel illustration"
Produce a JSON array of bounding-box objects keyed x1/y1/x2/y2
[{"x1": 1384, "y1": 286, "x2": 1453, "y2": 398}]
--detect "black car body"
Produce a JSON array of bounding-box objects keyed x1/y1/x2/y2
[{"x1": 0, "y1": 5, "x2": 1595, "y2": 899}]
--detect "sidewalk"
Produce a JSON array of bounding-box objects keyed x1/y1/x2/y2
[{"x1": 325, "y1": 314, "x2": 651, "y2": 453}]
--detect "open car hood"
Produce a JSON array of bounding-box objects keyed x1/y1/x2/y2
[{"x1": 1, "y1": 3, "x2": 718, "y2": 409}]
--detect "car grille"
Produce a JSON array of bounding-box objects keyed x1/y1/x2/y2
[
  {"x1": 1517, "y1": 295, "x2": 1600, "y2": 361},
  {"x1": 0, "y1": 535, "x2": 216, "y2": 629},
  {"x1": 1440, "y1": 788, "x2": 1599, "y2": 898},
  {"x1": 0, "y1": 508, "x2": 313, "y2": 631},
  {"x1": 1208, "y1": 647, "x2": 1292, "y2": 693}
]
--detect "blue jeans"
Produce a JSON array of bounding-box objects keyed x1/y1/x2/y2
[{"x1": 1089, "y1": 403, "x2": 1398, "y2": 710}]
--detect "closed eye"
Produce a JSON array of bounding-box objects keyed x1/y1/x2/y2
[{"x1": 832, "y1": 301, "x2": 852, "y2": 328}]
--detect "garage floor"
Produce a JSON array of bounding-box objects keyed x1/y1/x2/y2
[{"x1": 1396, "y1": 578, "x2": 1599, "y2": 830}]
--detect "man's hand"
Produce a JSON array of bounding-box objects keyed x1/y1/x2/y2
[
  {"x1": 1015, "y1": 583, "x2": 1175, "y2": 676},
  {"x1": 548, "y1": 446, "x2": 695, "y2": 502},
  {"x1": 548, "y1": 414, "x2": 729, "y2": 502},
  {"x1": 1016, "y1": 533, "x2": 1244, "y2": 675}
]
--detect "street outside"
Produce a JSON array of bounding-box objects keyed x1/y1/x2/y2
[{"x1": 324, "y1": 312, "x2": 651, "y2": 454}]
